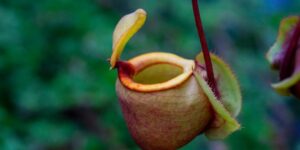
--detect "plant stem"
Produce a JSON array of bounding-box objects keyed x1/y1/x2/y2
[{"x1": 192, "y1": 0, "x2": 221, "y2": 99}]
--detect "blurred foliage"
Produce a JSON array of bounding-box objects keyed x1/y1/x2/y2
[{"x1": 0, "y1": 0, "x2": 300, "y2": 149}]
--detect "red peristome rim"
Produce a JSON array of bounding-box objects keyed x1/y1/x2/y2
[{"x1": 118, "y1": 52, "x2": 195, "y2": 92}]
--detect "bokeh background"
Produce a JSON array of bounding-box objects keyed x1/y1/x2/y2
[{"x1": 1, "y1": 0, "x2": 300, "y2": 149}]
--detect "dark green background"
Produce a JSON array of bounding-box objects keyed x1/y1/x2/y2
[{"x1": 1, "y1": 0, "x2": 300, "y2": 149}]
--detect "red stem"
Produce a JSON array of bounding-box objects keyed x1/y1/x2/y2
[{"x1": 192, "y1": 0, "x2": 221, "y2": 99}]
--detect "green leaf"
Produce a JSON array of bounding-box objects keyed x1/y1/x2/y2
[{"x1": 194, "y1": 52, "x2": 241, "y2": 139}]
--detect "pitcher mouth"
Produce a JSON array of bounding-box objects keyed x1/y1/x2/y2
[{"x1": 118, "y1": 52, "x2": 195, "y2": 92}]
